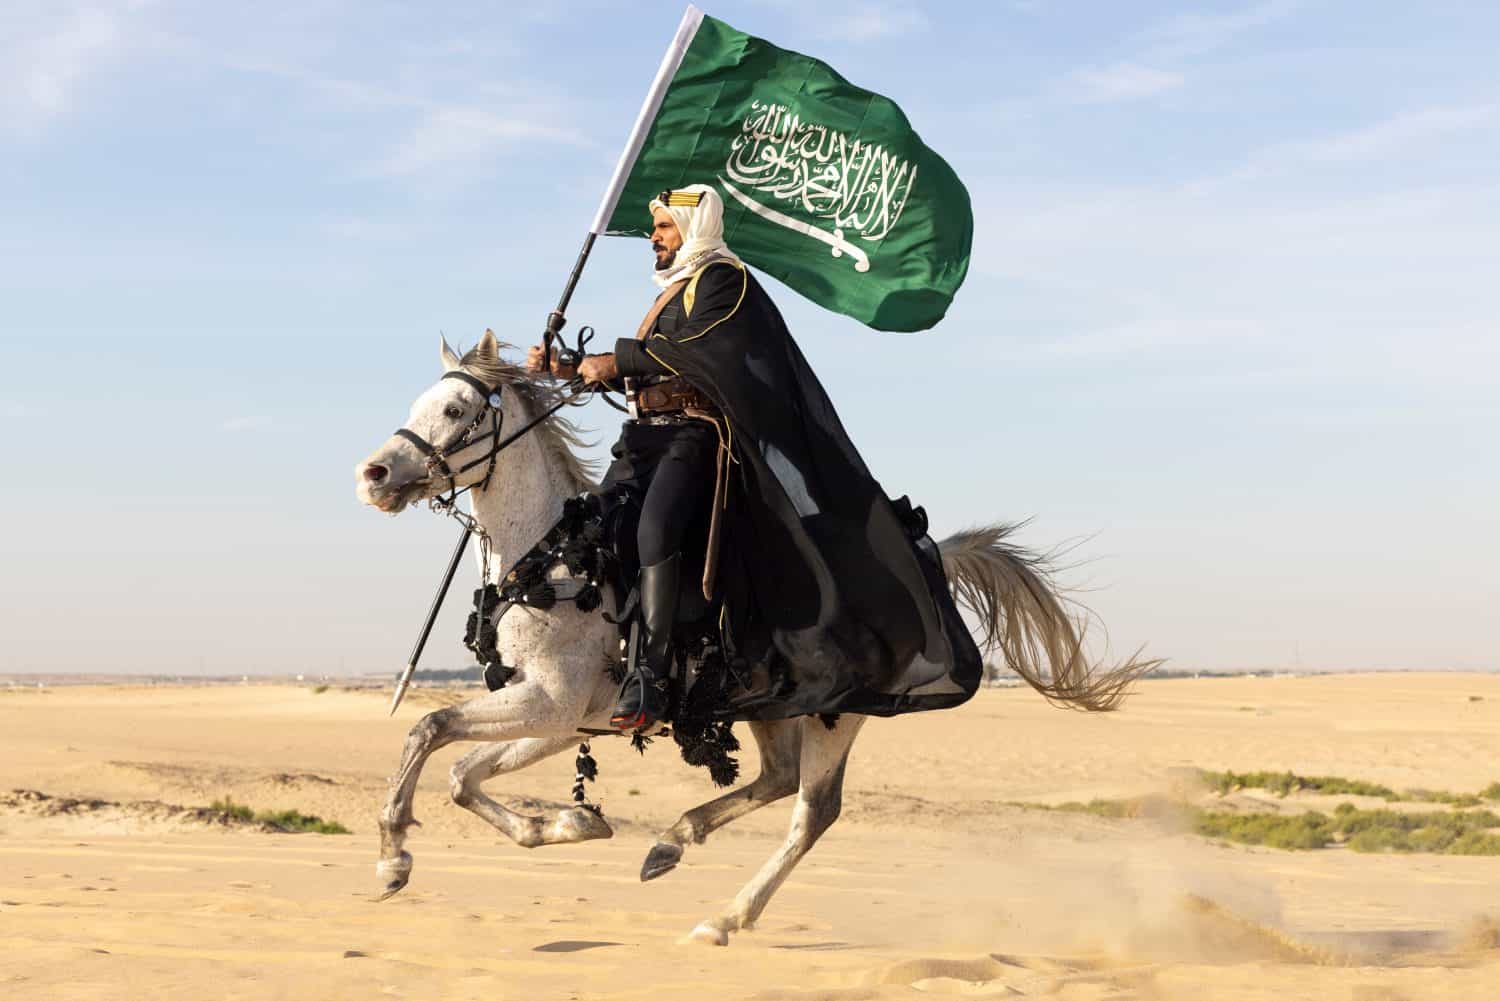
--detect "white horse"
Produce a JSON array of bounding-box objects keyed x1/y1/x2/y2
[{"x1": 355, "y1": 331, "x2": 1152, "y2": 945}]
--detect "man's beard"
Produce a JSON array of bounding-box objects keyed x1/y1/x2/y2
[{"x1": 653, "y1": 246, "x2": 676, "y2": 271}]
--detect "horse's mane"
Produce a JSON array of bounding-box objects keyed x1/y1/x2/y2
[{"x1": 458, "y1": 341, "x2": 598, "y2": 490}]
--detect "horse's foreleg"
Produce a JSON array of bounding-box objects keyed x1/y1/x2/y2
[
  {"x1": 688, "y1": 714, "x2": 866, "y2": 946},
  {"x1": 640, "y1": 720, "x2": 801, "y2": 881},
  {"x1": 449, "y1": 736, "x2": 613, "y2": 848},
  {"x1": 376, "y1": 684, "x2": 578, "y2": 899}
]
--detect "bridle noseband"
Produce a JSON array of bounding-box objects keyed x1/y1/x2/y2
[
  {"x1": 394, "y1": 369, "x2": 509, "y2": 502},
  {"x1": 393, "y1": 368, "x2": 599, "y2": 512}
]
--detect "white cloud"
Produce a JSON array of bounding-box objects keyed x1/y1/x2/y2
[
  {"x1": 1036, "y1": 2, "x2": 1297, "y2": 112},
  {"x1": 376, "y1": 107, "x2": 587, "y2": 178},
  {"x1": 1064, "y1": 63, "x2": 1184, "y2": 104},
  {"x1": 0, "y1": 3, "x2": 145, "y2": 133},
  {"x1": 771, "y1": 2, "x2": 928, "y2": 44},
  {"x1": 1135, "y1": 0, "x2": 1300, "y2": 61},
  {"x1": 1, "y1": 401, "x2": 42, "y2": 419},
  {"x1": 834, "y1": 7, "x2": 930, "y2": 43},
  {"x1": 213, "y1": 50, "x2": 587, "y2": 183},
  {"x1": 1207, "y1": 103, "x2": 1498, "y2": 187},
  {"x1": 966, "y1": 168, "x2": 1500, "y2": 388}
]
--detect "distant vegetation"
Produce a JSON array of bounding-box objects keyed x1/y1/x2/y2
[
  {"x1": 1199, "y1": 769, "x2": 1397, "y2": 799},
  {"x1": 1197, "y1": 804, "x2": 1500, "y2": 855},
  {"x1": 1198, "y1": 769, "x2": 1500, "y2": 806},
  {"x1": 209, "y1": 797, "x2": 350, "y2": 834},
  {"x1": 1010, "y1": 769, "x2": 1500, "y2": 856},
  {"x1": 412, "y1": 667, "x2": 484, "y2": 682}
]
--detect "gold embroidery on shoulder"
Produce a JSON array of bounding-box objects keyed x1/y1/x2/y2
[{"x1": 679, "y1": 262, "x2": 747, "y2": 342}]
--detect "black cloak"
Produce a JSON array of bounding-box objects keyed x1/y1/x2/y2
[{"x1": 613, "y1": 260, "x2": 982, "y2": 720}]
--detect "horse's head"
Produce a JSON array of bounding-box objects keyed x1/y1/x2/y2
[{"x1": 356, "y1": 329, "x2": 514, "y2": 514}]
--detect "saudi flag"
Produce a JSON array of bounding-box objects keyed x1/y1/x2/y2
[{"x1": 588, "y1": 6, "x2": 972, "y2": 333}]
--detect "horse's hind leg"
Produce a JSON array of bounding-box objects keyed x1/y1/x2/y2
[
  {"x1": 450, "y1": 736, "x2": 613, "y2": 848},
  {"x1": 641, "y1": 720, "x2": 801, "y2": 881},
  {"x1": 687, "y1": 714, "x2": 866, "y2": 946}
]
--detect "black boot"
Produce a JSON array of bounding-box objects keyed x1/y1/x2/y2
[{"x1": 611, "y1": 553, "x2": 681, "y2": 730}]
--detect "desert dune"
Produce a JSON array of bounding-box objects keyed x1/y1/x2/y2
[{"x1": 3, "y1": 673, "x2": 1499, "y2": 1000}]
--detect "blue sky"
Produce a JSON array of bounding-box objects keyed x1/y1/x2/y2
[{"x1": 2, "y1": 1, "x2": 1496, "y2": 676}]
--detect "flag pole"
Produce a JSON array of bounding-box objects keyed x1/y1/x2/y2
[
  {"x1": 389, "y1": 7, "x2": 709, "y2": 718},
  {"x1": 540, "y1": 4, "x2": 705, "y2": 362}
]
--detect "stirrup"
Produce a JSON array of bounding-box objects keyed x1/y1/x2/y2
[{"x1": 610, "y1": 669, "x2": 668, "y2": 730}]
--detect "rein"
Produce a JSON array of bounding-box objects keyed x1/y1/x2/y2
[
  {"x1": 395, "y1": 371, "x2": 592, "y2": 514},
  {"x1": 394, "y1": 327, "x2": 618, "y2": 511}
]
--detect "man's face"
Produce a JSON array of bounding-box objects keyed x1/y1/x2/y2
[{"x1": 651, "y1": 207, "x2": 683, "y2": 271}]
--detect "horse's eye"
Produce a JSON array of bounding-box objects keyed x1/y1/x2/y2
[{"x1": 444, "y1": 405, "x2": 464, "y2": 420}]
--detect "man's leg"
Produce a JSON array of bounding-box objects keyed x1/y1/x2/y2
[{"x1": 611, "y1": 425, "x2": 716, "y2": 729}]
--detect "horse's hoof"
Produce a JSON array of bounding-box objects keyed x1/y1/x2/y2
[
  {"x1": 375, "y1": 851, "x2": 412, "y2": 900},
  {"x1": 640, "y1": 842, "x2": 682, "y2": 881},
  {"x1": 683, "y1": 921, "x2": 729, "y2": 947},
  {"x1": 549, "y1": 806, "x2": 613, "y2": 844}
]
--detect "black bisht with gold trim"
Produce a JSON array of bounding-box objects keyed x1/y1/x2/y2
[{"x1": 623, "y1": 260, "x2": 983, "y2": 721}]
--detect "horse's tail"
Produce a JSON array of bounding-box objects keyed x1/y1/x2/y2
[{"x1": 938, "y1": 523, "x2": 1160, "y2": 711}]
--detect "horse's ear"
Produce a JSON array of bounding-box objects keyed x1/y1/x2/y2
[
  {"x1": 476, "y1": 328, "x2": 500, "y2": 361},
  {"x1": 439, "y1": 334, "x2": 461, "y2": 372}
]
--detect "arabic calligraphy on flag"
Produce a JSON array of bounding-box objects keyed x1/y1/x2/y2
[
  {"x1": 603, "y1": 11, "x2": 970, "y2": 332},
  {"x1": 726, "y1": 100, "x2": 918, "y2": 249}
]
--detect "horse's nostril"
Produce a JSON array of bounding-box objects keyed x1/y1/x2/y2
[{"x1": 364, "y1": 464, "x2": 388, "y2": 483}]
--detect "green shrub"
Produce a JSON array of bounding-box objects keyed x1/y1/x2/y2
[
  {"x1": 1306, "y1": 776, "x2": 1399, "y2": 798},
  {"x1": 1055, "y1": 799, "x2": 1140, "y2": 819},
  {"x1": 1404, "y1": 788, "x2": 1482, "y2": 808},
  {"x1": 1406, "y1": 826, "x2": 1456, "y2": 853},
  {"x1": 255, "y1": 808, "x2": 350, "y2": 835},
  {"x1": 1193, "y1": 810, "x2": 1333, "y2": 850},
  {"x1": 1017, "y1": 783, "x2": 1500, "y2": 857},
  {"x1": 1347, "y1": 826, "x2": 1412, "y2": 853},
  {"x1": 1449, "y1": 831, "x2": 1500, "y2": 855},
  {"x1": 206, "y1": 797, "x2": 349, "y2": 834},
  {"x1": 210, "y1": 797, "x2": 254, "y2": 821},
  {"x1": 1197, "y1": 770, "x2": 1395, "y2": 799}
]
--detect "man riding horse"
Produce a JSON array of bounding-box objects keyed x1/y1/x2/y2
[{"x1": 527, "y1": 183, "x2": 983, "y2": 733}]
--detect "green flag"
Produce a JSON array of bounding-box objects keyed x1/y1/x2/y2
[{"x1": 599, "y1": 8, "x2": 972, "y2": 333}]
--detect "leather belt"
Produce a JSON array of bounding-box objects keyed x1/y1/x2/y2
[{"x1": 635, "y1": 376, "x2": 718, "y2": 416}]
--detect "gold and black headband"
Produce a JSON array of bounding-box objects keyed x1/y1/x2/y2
[{"x1": 656, "y1": 189, "x2": 705, "y2": 208}]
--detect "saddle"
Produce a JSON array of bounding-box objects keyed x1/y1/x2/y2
[{"x1": 465, "y1": 493, "x2": 746, "y2": 785}]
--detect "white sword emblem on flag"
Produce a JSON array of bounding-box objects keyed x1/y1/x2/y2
[{"x1": 719, "y1": 177, "x2": 871, "y2": 272}]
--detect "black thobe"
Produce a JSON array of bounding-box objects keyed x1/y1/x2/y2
[{"x1": 604, "y1": 261, "x2": 982, "y2": 721}]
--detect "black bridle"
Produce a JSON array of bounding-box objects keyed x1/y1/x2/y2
[
  {"x1": 394, "y1": 362, "x2": 614, "y2": 513},
  {"x1": 394, "y1": 370, "x2": 510, "y2": 498}
]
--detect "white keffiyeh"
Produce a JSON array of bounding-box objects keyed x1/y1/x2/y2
[{"x1": 649, "y1": 183, "x2": 743, "y2": 289}]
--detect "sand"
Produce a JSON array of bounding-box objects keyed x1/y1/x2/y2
[{"x1": 3, "y1": 673, "x2": 1499, "y2": 1000}]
